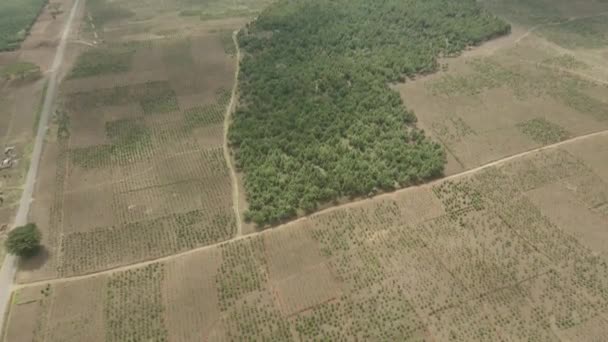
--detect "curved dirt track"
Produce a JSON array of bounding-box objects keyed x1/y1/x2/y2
[
  {"x1": 14, "y1": 128, "x2": 608, "y2": 289},
  {"x1": 222, "y1": 30, "x2": 243, "y2": 237}
]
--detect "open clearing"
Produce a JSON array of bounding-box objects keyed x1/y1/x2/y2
[
  {"x1": 3, "y1": 0, "x2": 608, "y2": 340},
  {"x1": 5, "y1": 131, "x2": 608, "y2": 341}
]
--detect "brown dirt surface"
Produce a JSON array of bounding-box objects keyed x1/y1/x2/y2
[
  {"x1": 163, "y1": 248, "x2": 222, "y2": 341},
  {"x1": 44, "y1": 277, "x2": 106, "y2": 342}
]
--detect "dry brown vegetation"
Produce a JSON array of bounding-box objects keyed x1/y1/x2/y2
[
  {"x1": 4, "y1": 0, "x2": 608, "y2": 340},
  {"x1": 17, "y1": 0, "x2": 252, "y2": 283}
]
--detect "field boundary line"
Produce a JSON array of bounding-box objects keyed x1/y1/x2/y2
[
  {"x1": 12, "y1": 128, "x2": 608, "y2": 289},
  {"x1": 223, "y1": 30, "x2": 242, "y2": 237}
]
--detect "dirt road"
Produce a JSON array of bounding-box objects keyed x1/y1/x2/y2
[
  {"x1": 0, "y1": 0, "x2": 82, "y2": 328},
  {"x1": 223, "y1": 30, "x2": 242, "y2": 236}
]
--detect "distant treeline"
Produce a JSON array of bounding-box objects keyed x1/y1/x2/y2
[{"x1": 230, "y1": 0, "x2": 510, "y2": 225}]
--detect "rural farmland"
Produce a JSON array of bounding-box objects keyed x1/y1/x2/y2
[{"x1": 0, "y1": 0, "x2": 608, "y2": 340}]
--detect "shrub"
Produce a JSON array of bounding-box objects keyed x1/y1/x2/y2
[{"x1": 5, "y1": 223, "x2": 42, "y2": 257}]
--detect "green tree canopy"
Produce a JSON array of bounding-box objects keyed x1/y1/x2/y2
[
  {"x1": 230, "y1": 0, "x2": 510, "y2": 226},
  {"x1": 6, "y1": 223, "x2": 41, "y2": 257}
]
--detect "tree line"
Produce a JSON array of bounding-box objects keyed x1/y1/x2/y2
[{"x1": 229, "y1": 0, "x2": 510, "y2": 225}]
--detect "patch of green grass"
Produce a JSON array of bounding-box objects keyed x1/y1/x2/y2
[
  {"x1": 219, "y1": 30, "x2": 236, "y2": 56},
  {"x1": 69, "y1": 44, "x2": 138, "y2": 78},
  {"x1": 0, "y1": 0, "x2": 48, "y2": 51},
  {"x1": 429, "y1": 57, "x2": 608, "y2": 121},
  {"x1": 68, "y1": 81, "x2": 179, "y2": 114},
  {"x1": 71, "y1": 118, "x2": 152, "y2": 168},
  {"x1": 542, "y1": 54, "x2": 589, "y2": 70},
  {"x1": 516, "y1": 118, "x2": 571, "y2": 144},
  {"x1": 541, "y1": 17, "x2": 608, "y2": 49},
  {"x1": 33, "y1": 80, "x2": 48, "y2": 135},
  {"x1": 162, "y1": 39, "x2": 193, "y2": 66},
  {"x1": 178, "y1": 9, "x2": 201, "y2": 16},
  {"x1": 431, "y1": 116, "x2": 476, "y2": 144},
  {"x1": 105, "y1": 264, "x2": 167, "y2": 342},
  {"x1": 87, "y1": 0, "x2": 134, "y2": 29},
  {"x1": 557, "y1": 88, "x2": 608, "y2": 121},
  {"x1": 479, "y1": 0, "x2": 568, "y2": 26},
  {"x1": 139, "y1": 82, "x2": 179, "y2": 115},
  {"x1": 0, "y1": 62, "x2": 41, "y2": 81},
  {"x1": 184, "y1": 88, "x2": 230, "y2": 126}
]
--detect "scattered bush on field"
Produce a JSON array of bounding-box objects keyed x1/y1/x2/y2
[
  {"x1": 162, "y1": 39, "x2": 194, "y2": 66},
  {"x1": 139, "y1": 82, "x2": 180, "y2": 115},
  {"x1": 0, "y1": 62, "x2": 41, "y2": 81},
  {"x1": 0, "y1": 0, "x2": 48, "y2": 51},
  {"x1": 223, "y1": 292, "x2": 292, "y2": 341},
  {"x1": 6, "y1": 223, "x2": 42, "y2": 257},
  {"x1": 516, "y1": 118, "x2": 570, "y2": 144},
  {"x1": 70, "y1": 118, "x2": 152, "y2": 168},
  {"x1": 432, "y1": 178, "x2": 484, "y2": 215},
  {"x1": 87, "y1": 0, "x2": 133, "y2": 30},
  {"x1": 219, "y1": 31, "x2": 236, "y2": 56},
  {"x1": 540, "y1": 16, "x2": 608, "y2": 49},
  {"x1": 105, "y1": 264, "x2": 167, "y2": 342},
  {"x1": 429, "y1": 57, "x2": 608, "y2": 121},
  {"x1": 216, "y1": 238, "x2": 267, "y2": 311},
  {"x1": 184, "y1": 88, "x2": 230, "y2": 127},
  {"x1": 542, "y1": 54, "x2": 589, "y2": 70},
  {"x1": 431, "y1": 116, "x2": 476, "y2": 144},
  {"x1": 69, "y1": 44, "x2": 138, "y2": 78},
  {"x1": 231, "y1": 0, "x2": 510, "y2": 225},
  {"x1": 67, "y1": 81, "x2": 179, "y2": 115},
  {"x1": 295, "y1": 284, "x2": 423, "y2": 340},
  {"x1": 557, "y1": 88, "x2": 608, "y2": 121},
  {"x1": 480, "y1": 0, "x2": 565, "y2": 26}
]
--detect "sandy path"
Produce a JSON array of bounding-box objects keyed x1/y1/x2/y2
[
  {"x1": 13, "y1": 128, "x2": 608, "y2": 289},
  {"x1": 223, "y1": 30, "x2": 242, "y2": 237},
  {"x1": 0, "y1": 0, "x2": 83, "y2": 329}
]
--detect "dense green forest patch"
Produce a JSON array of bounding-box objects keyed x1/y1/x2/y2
[
  {"x1": 230, "y1": 0, "x2": 510, "y2": 225},
  {"x1": 0, "y1": 0, "x2": 48, "y2": 51}
]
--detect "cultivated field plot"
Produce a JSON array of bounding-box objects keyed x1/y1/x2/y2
[
  {"x1": 17, "y1": 0, "x2": 270, "y2": 281},
  {"x1": 7, "y1": 133, "x2": 608, "y2": 341},
  {"x1": 396, "y1": 0, "x2": 608, "y2": 176}
]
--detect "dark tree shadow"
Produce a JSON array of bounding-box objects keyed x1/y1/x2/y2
[{"x1": 17, "y1": 245, "x2": 50, "y2": 271}]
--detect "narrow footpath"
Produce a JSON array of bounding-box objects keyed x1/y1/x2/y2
[{"x1": 223, "y1": 30, "x2": 243, "y2": 237}]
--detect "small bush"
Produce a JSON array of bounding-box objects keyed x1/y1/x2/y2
[{"x1": 6, "y1": 223, "x2": 41, "y2": 257}]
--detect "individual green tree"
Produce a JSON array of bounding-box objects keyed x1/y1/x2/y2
[{"x1": 5, "y1": 223, "x2": 41, "y2": 257}]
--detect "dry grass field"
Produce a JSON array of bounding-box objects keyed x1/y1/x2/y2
[
  {"x1": 16, "y1": 0, "x2": 270, "y2": 283},
  {"x1": 5, "y1": 132, "x2": 608, "y2": 341},
  {"x1": 3, "y1": 0, "x2": 608, "y2": 340}
]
